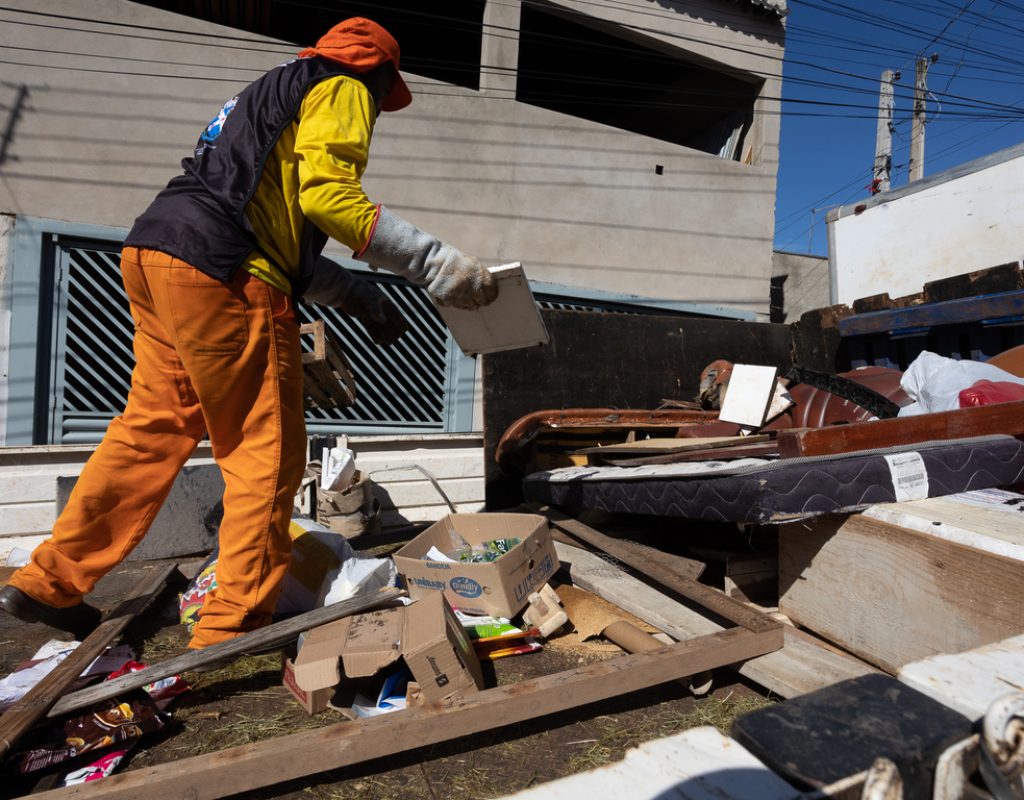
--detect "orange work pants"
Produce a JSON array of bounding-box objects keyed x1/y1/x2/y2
[{"x1": 10, "y1": 247, "x2": 307, "y2": 648}]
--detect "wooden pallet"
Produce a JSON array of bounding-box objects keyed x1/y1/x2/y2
[{"x1": 300, "y1": 321, "x2": 356, "y2": 410}]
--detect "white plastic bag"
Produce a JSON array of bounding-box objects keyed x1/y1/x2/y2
[
  {"x1": 899, "y1": 351, "x2": 1024, "y2": 416},
  {"x1": 318, "y1": 556, "x2": 398, "y2": 607}
]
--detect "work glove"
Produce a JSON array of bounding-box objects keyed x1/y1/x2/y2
[
  {"x1": 359, "y1": 206, "x2": 499, "y2": 311},
  {"x1": 303, "y1": 256, "x2": 409, "y2": 346}
]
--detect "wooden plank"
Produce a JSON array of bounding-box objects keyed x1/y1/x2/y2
[
  {"x1": 861, "y1": 492, "x2": 1024, "y2": 561},
  {"x1": 0, "y1": 562, "x2": 177, "y2": 758},
  {"x1": 547, "y1": 524, "x2": 706, "y2": 582},
  {"x1": 555, "y1": 541, "x2": 878, "y2": 699},
  {"x1": 602, "y1": 441, "x2": 778, "y2": 466},
  {"x1": 776, "y1": 400, "x2": 1024, "y2": 458},
  {"x1": 575, "y1": 435, "x2": 767, "y2": 456},
  {"x1": 838, "y1": 289, "x2": 1024, "y2": 337},
  {"x1": 779, "y1": 514, "x2": 1024, "y2": 673},
  {"x1": 898, "y1": 633, "x2": 1024, "y2": 721},
  {"x1": 49, "y1": 587, "x2": 403, "y2": 718},
  {"x1": 22, "y1": 625, "x2": 782, "y2": 800},
  {"x1": 531, "y1": 505, "x2": 775, "y2": 633}
]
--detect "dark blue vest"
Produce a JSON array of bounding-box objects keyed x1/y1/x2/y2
[{"x1": 125, "y1": 57, "x2": 381, "y2": 298}]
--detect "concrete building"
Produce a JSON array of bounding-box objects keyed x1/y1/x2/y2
[
  {"x1": 0, "y1": 0, "x2": 786, "y2": 311},
  {"x1": 0, "y1": 0, "x2": 786, "y2": 448}
]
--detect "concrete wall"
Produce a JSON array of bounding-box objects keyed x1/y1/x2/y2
[
  {"x1": 0, "y1": 434, "x2": 484, "y2": 561},
  {"x1": 771, "y1": 250, "x2": 829, "y2": 321},
  {"x1": 827, "y1": 143, "x2": 1024, "y2": 305},
  {"x1": 0, "y1": 0, "x2": 783, "y2": 313}
]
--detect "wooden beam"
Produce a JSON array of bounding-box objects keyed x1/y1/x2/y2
[
  {"x1": 838, "y1": 289, "x2": 1024, "y2": 337},
  {"x1": 21, "y1": 625, "x2": 782, "y2": 800},
  {"x1": 529, "y1": 504, "x2": 776, "y2": 634},
  {"x1": 555, "y1": 541, "x2": 878, "y2": 699},
  {"x1": 777, "y1": 400, "x2": 1024, "y2": 458},
  {"x1": 546, "y1": 523, "x2": 706, "y2": 581},
  {"x1": 49, "y1": 588, "x2": 403, "y2": 718},
  {"x1": 779, "y1": 514, "x2": 1024, "y2": 673},
  {"x1": 0, "y1": 562, "x2": 177, "y2": 758}
]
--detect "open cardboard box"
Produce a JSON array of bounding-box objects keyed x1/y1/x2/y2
[
  {"x1": 392, "y1": 513, "x2": 558, "y2": 617},
  {"x1": 291, "y1": 592, "x2": 484, "y2": 707}
]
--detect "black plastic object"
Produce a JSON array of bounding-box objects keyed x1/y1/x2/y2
[{"x1": 731, "y1": 673, "x2": 972, "y2": 796}]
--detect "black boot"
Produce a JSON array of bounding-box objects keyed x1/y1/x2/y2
[{"x1": 0, "y1": 585, "x2": 102, "y2": 638}]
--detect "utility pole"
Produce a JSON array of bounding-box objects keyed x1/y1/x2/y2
[
  {"x1": 872, "y1": 69, "x2": 898, "y2": 194},
  {"x1": 909, "y1": 56, "x2": 936, "y2": 183}
]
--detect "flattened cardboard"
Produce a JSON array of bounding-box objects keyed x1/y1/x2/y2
[
  {"x1": 292, "y1": 593, "x2": 483, "y2": 705},
  {"x1": 392, "y1": 513, "x2": 558, "y2": 617}
]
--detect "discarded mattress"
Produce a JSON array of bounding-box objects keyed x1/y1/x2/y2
[{"x1": 522, "y1": 435, "x2": 1024, "y2": 524}]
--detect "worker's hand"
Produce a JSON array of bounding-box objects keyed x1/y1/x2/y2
[
  {"x1": 339, "y1": 279, "x2": 409, "y2": 346},
  {"x1": 358, "y1": 206, "x2": 499, "y2": 311},
  {"x1": 424, "y1": 247, "x2": 498, "y2": 310},
  {"x1": 303, "y1": 257, "x2": 409, "y2": 346}
]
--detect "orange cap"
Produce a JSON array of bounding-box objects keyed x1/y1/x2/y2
[{"x1": 298, "y1": 17, "x2": 412, "y2": 112}]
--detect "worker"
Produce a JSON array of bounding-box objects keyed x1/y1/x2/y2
[{"x1": 0, "y1": 18, "x2": 498, "y2": 647}]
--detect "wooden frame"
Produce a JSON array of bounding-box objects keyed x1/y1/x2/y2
[
  {"x1": 16, "y1": 511, "x2": 784, "y2": 800},
  {"x1": 21, "y1": 626, "x2": 781, "y2": 800},
  {"x1": 777, "y1": 400, "x2": 1024, "y2": 458},
  {"x1": 299, "y1": 321, "x2": 356, "y2": 410}
]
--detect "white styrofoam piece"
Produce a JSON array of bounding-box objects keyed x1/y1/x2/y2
[
  {"x1": 719, "y1": 364, "x2": 779, "y2": 428},
  {"x1": 498, "y1": 726, "x2": 802, "y2": 800},
  {"x1": 433, "y1": 262, "x2": 549, "y2": 356},
  {"x1": 898, "y1": 634, "x2": 1024, "y2": 721}
]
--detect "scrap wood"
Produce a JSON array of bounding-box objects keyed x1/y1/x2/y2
[
  {"x1": 49, "y1": 587, "x2": 403, "y2": 719},
  {"x1": 556, "y1": 583, "x2": 710, "y2": 694},
  {"x1": 18, "y1": 625, "x2": 782, "y2": 800},
  {"x1": 778, "y1": 399, "x2": 1024, "y2": 458},
  {"x1": 529, "y1": 504, "x2": 775, "y2": 634},
  {"x1": 0, "y1": 562, "x2": 177, "y2": 759},
  {"x1": 555, "y1": 540, "x2": 879, "y2": 699},
  {"x1": 537, "y1": 508, "x2": 705, "y2": 582}
]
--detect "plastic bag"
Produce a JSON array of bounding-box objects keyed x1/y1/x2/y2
[
  {"x1": 958, "y1": 379, "x2": 1024, "y2": 408},
  {"x1": 898, "y1": 351, "x2": 1024, "y2": 416}
]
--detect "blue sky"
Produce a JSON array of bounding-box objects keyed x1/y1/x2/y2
[{"x1": 774, "y1": 0, "x2": 1024, "y2": 255}]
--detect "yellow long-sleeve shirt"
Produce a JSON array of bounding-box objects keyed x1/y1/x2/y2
[{"x1": 243, "y1": 75, "x2": 380, "y2": 294}]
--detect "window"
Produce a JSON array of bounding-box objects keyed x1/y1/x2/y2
[
  {"x1": 133, "y1": 0, "x2": 486, "y2": 90},
  {"x1": 516, "y1": 4, "x2": 760, "y2": 158}
]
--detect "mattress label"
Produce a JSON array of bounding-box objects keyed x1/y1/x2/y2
[{"x1": 884, "y1": 452, "x2": 929, "y2": 502}]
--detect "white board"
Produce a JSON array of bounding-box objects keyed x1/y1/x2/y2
[
  {"x1": 719, "y1": 364, "x2": 778, "y2": 428},
  {"x1": 899, "y1": 634, "x2": 1024, "y2": 721},
  {"x1": 433, "y1": 262, "x2": 549, "y2": 356}
]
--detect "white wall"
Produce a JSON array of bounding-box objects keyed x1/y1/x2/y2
[
  {"x1": 0, "y1": 0, "x2": 784, "y2": 313},
  {"x1": 828, "y1": 144, "x2": 1024, "y2": 305},
  {"x1": 0, "y1": 434, "x2": 484, "y2": 561}
]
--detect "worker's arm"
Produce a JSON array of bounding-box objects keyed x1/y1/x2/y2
[
  {"x1": 296, "y1": 78, "x2": 497, "y2": 311},
  {"x1": 303, "y1": 256, "x2": 408, "y2": 346}
]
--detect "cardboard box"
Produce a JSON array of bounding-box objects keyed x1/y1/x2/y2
[
  {"x1": 392, "y1": 513, "x2": 558, "y2": 617},
  {"x1": 292, "y1": 592, "x2": 483, "y2": 705},
  {"x1": 282, "y1": 655, "x2": 332, "y2": 715}
]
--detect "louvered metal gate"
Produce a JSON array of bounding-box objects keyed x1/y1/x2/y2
[{"x1": 43, "y1": 237, "x2": 459, "y2": 444}]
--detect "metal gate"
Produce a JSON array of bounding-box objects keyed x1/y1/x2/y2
[{"x1": 42, "y1": 236, "x2": 463, "y2": 444}]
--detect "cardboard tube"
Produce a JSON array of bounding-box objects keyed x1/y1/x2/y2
[{"x1": 602, "y1": 621, "x2": 713, "y2": 696}]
